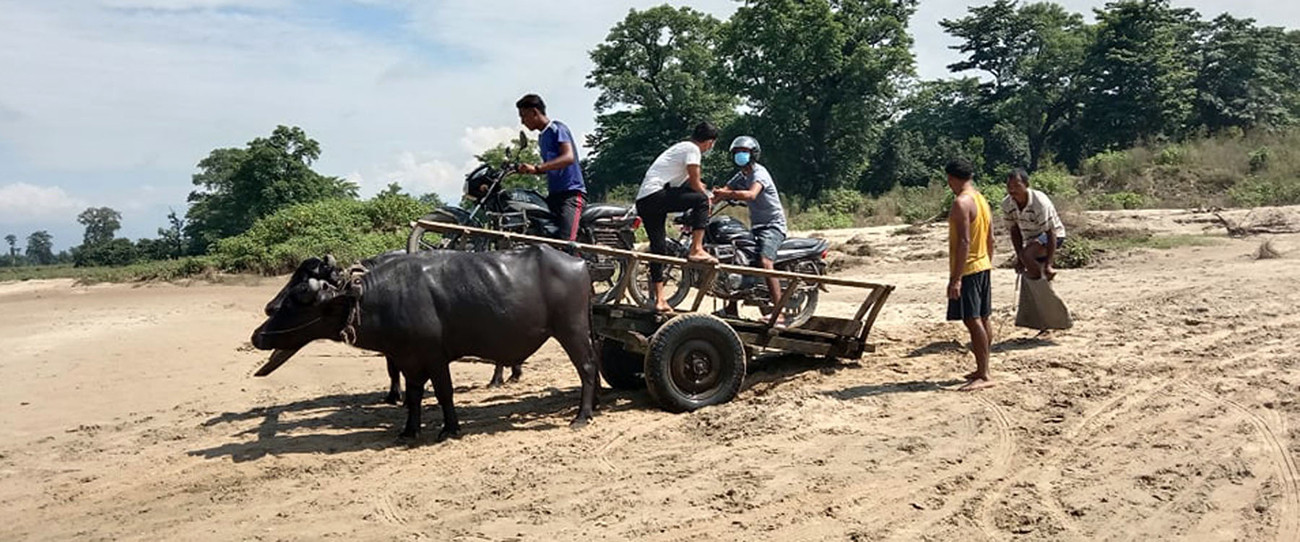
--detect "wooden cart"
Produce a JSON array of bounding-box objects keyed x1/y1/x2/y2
[{"x1": 411, "y1": 219, "x2": 894, "y2": 412}]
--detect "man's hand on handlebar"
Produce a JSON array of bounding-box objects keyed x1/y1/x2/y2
[{"x1": 516, "y1": 163, "x2": 540, "y2": 175}]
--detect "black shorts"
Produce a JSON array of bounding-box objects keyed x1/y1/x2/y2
[{"x1": 947, "y1": 269, "x2": 992, "y2": 321}]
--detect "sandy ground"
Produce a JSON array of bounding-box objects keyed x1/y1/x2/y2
[{"x1": 1, "y1": 208, "x2": 1298, "y2": 541}]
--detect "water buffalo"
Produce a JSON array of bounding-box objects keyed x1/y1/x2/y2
[
  {"x1": 250, "y1": 245, "x2": 599, "y2": 441},
  {"x1": 351, "y1": 250, "x2": 523, "y2": 397}
]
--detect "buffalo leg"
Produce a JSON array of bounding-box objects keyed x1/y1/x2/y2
[
  {"x1": 399, "y1": 369, "x2": 427, "y2": 439},
  {"x1": 383, "y1": 356, "x2": 401, "y2": 405},
  {"x1": 487, "y1": 364, "x2": 505, "y2": 388},
  {"x1": 507, "y1": 363, "x2": 522, "y2": 383},
  {"x1": 430, "y1": 362, "x2": 460, "y2": 442},
  {"x1": 554, "y1": 327, "x2": 598, "y2": 428}
]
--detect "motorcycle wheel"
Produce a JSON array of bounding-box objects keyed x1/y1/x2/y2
[
  {"x1": 629, "y1": 243, "x2": 693, "y2": 308},
  {"x1": 581, "y1": 230, "x2": 634, "y2": 305},
  {"x1": 771, "y1": 261, "x2": 822, "y2": 327},
  {"x1": 407, "y1": 213, "x2": 490, "y2": 253}
]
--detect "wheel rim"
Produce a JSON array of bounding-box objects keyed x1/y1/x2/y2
[
  {"x1": 588, "y1": 255, "x2": 628, "y2": 302},
  {"x1": 669, "y1": 338, "x2": 723, "y2": 398},
  {"x1": 413, "y1": 228, "x2": 446, "y2": 251},
  {"x1": 636, "y1": 262, "x2": 689, "y2": 306},
  {"x1": 782, "y1": 289, "x2": 811, "y2": 319}
]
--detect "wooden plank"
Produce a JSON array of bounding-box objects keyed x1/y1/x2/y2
[
  {"x1": 735, "y1": 332, "x2": 832, "y2": 356},
  {"x1": 689, "y1": 267, "x2": 717, "y2": 313},
  {"x1": 800, "y1": 316, "x2": 865, "y2": 338},
  {"x1": 861, "y1": 285, "x2": 895, "y2": 340},
  {"x1": 413, "y1": 220, "x2": 892, "y2": 290}
]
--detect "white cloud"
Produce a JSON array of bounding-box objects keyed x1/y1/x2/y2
[
  {"x1": 1, "y1": 0, "x2": 1298, "y2": 243},
  {"x1": 0, "y1": 183, "x2": 86, "y2": 223},
  {"x1": 460, "y1": 126, "x2": 526, "y2": 155}
]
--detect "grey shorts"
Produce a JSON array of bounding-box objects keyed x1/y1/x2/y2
[{"x1": 754, "y1": 227, "x2": 786, "y2": 262}]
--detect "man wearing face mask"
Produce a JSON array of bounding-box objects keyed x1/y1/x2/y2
[{"x1": 712, "y1": 136, "x2": 789, "y2": 323}]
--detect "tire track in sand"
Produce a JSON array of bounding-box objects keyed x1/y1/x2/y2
[
  {"x1": 977, "y1": 382, "x2": 1171, "y2": 540},
  {"x1": 973, "y1": 395, "x2": 1016, "y2": 539},
  {"x1": 595, "y1": 417, "x2": 676, "y2": 474},
  {"x1": 1182, "y1": 385, "x2": 1300, "y2": 542}
]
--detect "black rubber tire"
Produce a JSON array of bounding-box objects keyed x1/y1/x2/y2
[
  {"x1": 409, "y1": 212, "x2": 493, "y2": 253},
  {"x1": 645, "y1": 314, "x2": 746, "y2": 413},
  {"x1": 630, "y1": 260, "x2": 695, "y2": 309},
  {"x1": 407, "y1": 212, "x2": 447, "y2": 253},
  {"x1": 783, "y1": 288, "x2": 819, "y2": 328},
  {"x1": 599, "y1": 339, "x2": 646, "y2": 390},
  {"x1": 581, "y1": 229, "x2": 634, "y2": 305}
]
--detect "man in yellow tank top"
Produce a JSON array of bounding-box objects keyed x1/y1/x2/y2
[{"x1": 945, "y1": 158, "x2": 995, "y2": 391}]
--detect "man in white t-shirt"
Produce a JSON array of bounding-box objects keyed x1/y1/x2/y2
[
  {"x1": 635, "y1": 122, "x2": 720, "y2": 312},
  {"x1": 1002, "y1": 168, "x2": 1067, "y2": 280}
]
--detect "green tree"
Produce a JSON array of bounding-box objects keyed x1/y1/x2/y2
[
  {"x1": 156, "y1": 209, "x2": 186, "y2": 259},
  {"x1": 377, "y1": 182, "x2": 405, "y2": 199},
  {"x1": 184, "y1": 125, "x2": 358, "y2": 253},
  {"x1": 585, "y1": 6, "x2": 736, "y2": 196},
  {"x1": 1081, "y1": 0, "x2": 1199, "y2": 151},
  {"x1": 476, "y1": 141, "x2": 544, "y2": 192},
  {"x1": 4, "y1": 234, "x2": 16, "y2": 266},
  {"x1": 719, "y1": 0, "x2": 917, "y2": 197},
  {"x1": 77, "y1": 207, "x2": 123, "y2": 247},
  {"x1": 1192, "y1": 15, "x2": 1298, "y2": 133},
  {"x1": 864, "y1": 78, "x2": 990, "y2": 192},
  {"x1": 74, "y1": 238, "x2": 139, "y2": 267},
  {"x1": 25, "y1": 231, "x2": 54, "y2": 265},
  {"x1": 941, "y1": 0, "x2": 1090, "y2": 171},
  {"x1": 418, "y1": 192, "x2": 447, "y2": 209}
]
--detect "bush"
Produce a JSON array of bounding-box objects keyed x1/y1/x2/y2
[
  {"x1": 1054, "y1": 237, "x2": 1096, "y2": 268},
  {"x1": 212, "y1": 195, "x2": 422, "y2": 274},
  {"x1": 1229, "y1": 176, "x2": 1300, "y2": 207},
  {"x1": 1088, "y1": 191, "x2": 1149, "y2": 210},
  {"x1": 606, "y1": 184, "x2": 639, "y2": 204},
  {"x1": 73, "y1": 238, "x2": 141, "y2": 267},
  {"x1": 1155, "y1": 144, "x2": 1187, "y2": 166},
  {"x1": 818, "y1": 187, "x2": 865, "y2": 216},
  {"x1": 896, "y1": 184, "x2": 950, "y2": 224},
  {"x1": 1030, "y1": 167, "x2": 1079, "y2": 199},
  {"x1": 790, "y1": 209, "x2": 854, "y2": 231},
  {"x1": 1248, "y1": 146, "x2": 1270, "y2": 173}
]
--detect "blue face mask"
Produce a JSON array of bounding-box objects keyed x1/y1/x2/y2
[{"x1": 733, "y1": 151, "x2": 751, "y2": 167}]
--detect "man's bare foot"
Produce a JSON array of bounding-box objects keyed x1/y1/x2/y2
[
  {"x1": 687, "y1": 251, "x2": 719, "y2": 264},
  {"x1": 654, "y1": 303, "x2": 674, "y2": 314},
  {"x1": 958, "y1": 377, "x2": 996, "y2": 391},
  {"x1": 963, "y1": 370, "x2": 979, "y2": 381},
  {"x1": 1034, "y1": 329, "x2": 1054, "y2": 339}
]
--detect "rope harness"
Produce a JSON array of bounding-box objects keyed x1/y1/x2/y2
[{"x1": 339, "y1": 266, "x2": 367, "y2": 346}]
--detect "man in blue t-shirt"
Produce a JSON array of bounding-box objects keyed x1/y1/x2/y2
[{"x1": 515, "y1": 94, "x2": 586, "y2": 241}]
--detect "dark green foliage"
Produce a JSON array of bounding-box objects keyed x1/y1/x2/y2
[{"x1": 184, "y1": 125, "x2": 358, "y2": 253}]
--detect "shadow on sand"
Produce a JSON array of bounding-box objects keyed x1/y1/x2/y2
[{"x1": 189, "y1": 385, "x2": 653, "y2": 462}]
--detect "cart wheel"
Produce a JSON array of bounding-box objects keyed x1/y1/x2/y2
[
  {"x1": 599, "y1": 339, "x2": 646, "y2": 390},
  {"x1": 645, "y1": 314, "x2": 747, "y2": 413}
]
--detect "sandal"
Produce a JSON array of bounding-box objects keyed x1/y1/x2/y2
[{"x1": 687, "y1": 253, "x2": 719, "y2": 264}]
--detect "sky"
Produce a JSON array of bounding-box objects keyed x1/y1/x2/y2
[{"x1": 1, "y1": 0, "x2": 1296, "y2": 250}]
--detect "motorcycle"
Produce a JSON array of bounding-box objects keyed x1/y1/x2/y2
[
  {"x1": 633, "y1": 199, "x2": 830, "y2": 327},
  {"x1": 407, "y1": 132, "x2": 641, "y2": 304}
]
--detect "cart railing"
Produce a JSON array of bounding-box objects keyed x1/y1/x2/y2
[{"x1": 411, "y1": 219, "x2": 894, "y2": 341}]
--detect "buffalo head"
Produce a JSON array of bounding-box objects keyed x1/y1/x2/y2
[{"x1": 251, "y1": 255, "x2": 355, "y2": 376}]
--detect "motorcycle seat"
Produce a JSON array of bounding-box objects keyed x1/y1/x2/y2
[
  {"x1": 775, "y1": 237, "x2": 829, "y2": 261},
  {"x1": 581, "y1": 203, "x2": 630, "y2": 223},
  {"x1": 778, "y1": 237, "x2": 826, "y2": 252}
]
